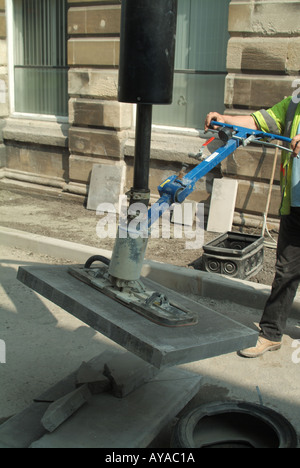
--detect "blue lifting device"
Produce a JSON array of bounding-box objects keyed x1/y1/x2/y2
[
  {"x1": 70, "y1": 121, "x2": 294, "y2": 328},
  {"x1": 149, "y1": 121, "x2": 293, "y2": 228}
]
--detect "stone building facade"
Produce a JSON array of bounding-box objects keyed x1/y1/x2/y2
[
  {"x1": 0, "y1": 0, "x2": 299, "y2": 224},
  {"x1": 224, "y1": 0, "x2": 300, "y2": 222}
]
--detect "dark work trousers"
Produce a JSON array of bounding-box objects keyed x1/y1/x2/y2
[{"x1": 260, "y1": 207, "x2": 300, "y2": 342}]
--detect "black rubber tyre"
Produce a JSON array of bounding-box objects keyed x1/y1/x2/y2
[{"x1": 171, "y1": 401, "x2": 298, "y2": 448}]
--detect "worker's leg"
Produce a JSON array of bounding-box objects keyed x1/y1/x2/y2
[
  {"x1": 240, "y1": 208, "x2": 300, "y2": 358},
  {"x1": 259, "y1": 208, "x2": 300, "y2": 342}
]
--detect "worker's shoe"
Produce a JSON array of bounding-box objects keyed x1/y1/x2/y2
[{"x1": 239, "y1": 336, "x2": 282, "y2": 358}]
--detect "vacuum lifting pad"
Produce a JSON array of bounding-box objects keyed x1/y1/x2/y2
[{"x1": 68, "y1": 265, "x2": 197, "y2": 328}]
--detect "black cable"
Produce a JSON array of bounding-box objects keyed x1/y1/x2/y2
[{"x1": 84, "y1": 255, "x2": 110, "y2": 269}]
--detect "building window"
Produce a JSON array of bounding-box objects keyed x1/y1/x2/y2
[
  {"x1": 11, "y1": 0, "x2": 68, "y2": 117},
  {"x1": 153, "y1": 0, "x2": 230, "y2": 130}
]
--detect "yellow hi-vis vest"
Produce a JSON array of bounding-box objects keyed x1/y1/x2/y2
[{"x1": 252, "y1": 96, "x2": 300, "y2": 216}]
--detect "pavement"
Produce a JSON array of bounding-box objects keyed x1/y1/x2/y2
[{"x1": 1, "y1": 226, "x2": 300, "y2": 448}]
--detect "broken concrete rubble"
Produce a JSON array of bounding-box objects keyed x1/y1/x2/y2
[
  {"x1": 41, "y1": 384, "x2": 92, "y2": 433},
  {"x1": 42, "y1": 350, "x2": 162, "y2": 434},
  {"x1": 76, "y1": 361, "x2": 111, "y2": 395},
  {"x1": 103, "y1": 352, "x2": 160, "y2": 398}
]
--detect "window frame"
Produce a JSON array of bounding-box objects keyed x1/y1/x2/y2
[
  {"x1": 152, "y1": 0, "x2": 230, "y2": 133},
  {"x1": 6, "y1": 0, "x2": 68, "y2": 123}
]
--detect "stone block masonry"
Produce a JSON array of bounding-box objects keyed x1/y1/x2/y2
[
  {"x1": 223, "y1": 0, "x2": 300, "y2": 220},
  {"x1": 0, "y1": 0, "x2": 298, "y2": 223},
  {"x1": 226, "y1": 0, "x2": 300, "y2": 110},
  {"x1": 66, "y1": 0, "x2": 131, "y2": 198}
]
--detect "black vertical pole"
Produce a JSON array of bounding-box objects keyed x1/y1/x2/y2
[
  {"x1": 131, "y1": 104, "x2": 153, "y2": 205},
  {"x1": 118, "y1": 0, "x2": 177, "y2": 208}
]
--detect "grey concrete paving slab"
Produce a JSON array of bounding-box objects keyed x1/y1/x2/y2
[
  {"x1": 17, "y1": 264, "x2": 258, "y2": 368},
  {"x1": 87, "y1": 163, "x2": 126, "y2": 212},
  {"x1": 30, "y1": 367, "x2": 202, "y2": 448},
  {"x1": 207, "y1": 178, "x2": 238, "y2": 233}
]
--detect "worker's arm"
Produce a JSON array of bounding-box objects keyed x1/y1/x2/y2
[
  {"x1": 291, "y1": 134, "x2": 300, "y2": 157},
  {"x1": 205, "y1": 112, "x2": 258, "y2": 132}
]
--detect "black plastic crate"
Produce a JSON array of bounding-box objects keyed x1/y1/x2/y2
[{"x1": 202, "y1": 231, "x2": 264, "y2": 280}]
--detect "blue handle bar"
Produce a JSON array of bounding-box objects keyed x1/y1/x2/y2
[{"x1": 210, "y1": 120, "x2": 292, "y2": 145}]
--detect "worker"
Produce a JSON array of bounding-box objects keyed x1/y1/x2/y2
[{"x1": 205, "y1": 96, "x2": 300, "y2": 358}]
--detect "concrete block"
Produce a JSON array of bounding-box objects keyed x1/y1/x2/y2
[
  {"x1": 0, "y1": 143, "x2": 6, "y2": 168},
  {"x1": 41, "y1": 384, "x2": 92, "y2": 433},
  {"x1": 0, "y1": 13, "x2": 6, "y2": 39},
  {"x1": 227, "y1": 37, "x2": 289, "y2": 74},
  {"x1": 68, "y1": 69, "x2": 119, "y2": 100},
  {"x1": 225, "y1": 75, "x2": 295, "y2": 109},
  {"x1": 30, "y1": 367, "x2": 203, "y2": 448},
  {"x1": 228, "y1": 3, "x2": 252, "y2": 34},
  {"x1": 69, "y1": 127, "x2": 125, "y2": 158},
  {"x1": 69, "y1": 98, "x2": 132, "y2": 130},
  {"x1": 228, "y1": 2, "x2": 300, "y2": 36},
  {"x1": 68, "y1": 5, "x2": 121, "y2": 35},
  {"x1": 68, "y1": 155, "x2": 97, "y2": 184},
  {"x1": 221, "y1": 146, "x2": 281, "y2": 183},
  {"x1": 287, "y1": 38, "x2": 300, "y2": 75},
  {"x1": 87, "y1": 162, "x2": 126, "y2": 212},
  {"x1": 207, "y1": 178, "x2": 238, "y2": 233},
  {"x1": 17, "y1": 265, "x2": 257, "y2": 369},
  {"x1": 6, "y1": 145, "x2": 69, "y2": 180},
  {"x1": 236, "y1": 179, "x2": 281, "y2": 218},
  {"x1": 68, "y1": 38, "x2": 119, "y2": 67},
  {"x1": 0, "y1": 39, "x2": 7, "y2": 66},
  {"x1": 76, "y1": 361, "x2": 111, "y2": 394},
  {"x1": 3, "y1": 118, "x2": 69, "y2": 147},
  {"x1": 252, "y1": 2, "x2": 300, "y2": 36},
  {"x1": 103, "y1": 352, "x2": 159, "y2": 398}
]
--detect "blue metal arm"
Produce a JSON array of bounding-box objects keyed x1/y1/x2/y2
[
  {"x1": 147, "y1": 121, "x2": 292, "y2": 228},
  {"x1": 211, "y1": 121, "x2": 292, "y2": 145}
]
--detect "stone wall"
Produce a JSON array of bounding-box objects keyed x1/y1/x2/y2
[
  {"x1": 67, "y1": 0, "x2": 131, "y2": 196},
  {"x1": 1, "y1": 0, "x2": 299, "y2": 224},
  {"x1": 222, "y1": 0, "x2": 300, "y2": 220}
]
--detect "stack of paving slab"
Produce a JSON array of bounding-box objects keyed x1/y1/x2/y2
[{"x1": 0, "y1": 349, "x2": 202, "y2": 448}]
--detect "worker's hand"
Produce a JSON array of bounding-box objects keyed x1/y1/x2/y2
[
  {"x1": 291, "y1": 134, "x2": 300, "y2": 158},
  {"x1": 205, "y1": 112, "x2": 225, "y2": 131}
]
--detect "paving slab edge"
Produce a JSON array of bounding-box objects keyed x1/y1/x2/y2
[{"x1": 1, "y1": 225, "x2": 300, "y2": 315}]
